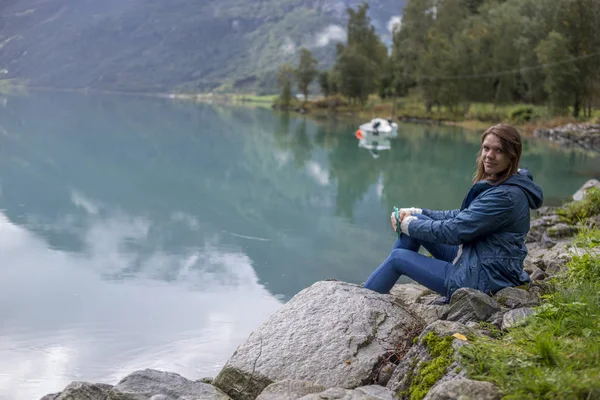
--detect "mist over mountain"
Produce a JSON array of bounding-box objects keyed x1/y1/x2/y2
[{"x1": 0, "y1": 0, "x2": 405, "y2": 93}]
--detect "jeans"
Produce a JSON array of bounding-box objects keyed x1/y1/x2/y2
[{"x1": 363, "y1": 223, "x2": 458, "y2": 296}]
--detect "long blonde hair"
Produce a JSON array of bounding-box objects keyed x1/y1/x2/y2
[{"x1": 473, "y1": 124, "x2": 522, "y2": 184}]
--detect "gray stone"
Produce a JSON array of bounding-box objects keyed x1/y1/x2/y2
[
  {"x1": 390, "y1": 283, "x2": 432, "y2": 306},
  {"x1": 494, "y1": 287, "x2": 538, "y2": 309},
  {"x1": 573, "y1": 179, "x2": 600, "y2": 201},
  {"x1": 530, "y1": 268, "x2": 548, "y2": 281},
  {"x1": 409, "y1": 303, "x2": 449, "y2": 324},
  {"x1": 502, "y1": 308, "x2": 535, "y2": 330},
  {"x1": 213, "y1": 281, "x2": 422, "y2": 400},
  {"x1": 298, "y1": 387, "x2": 380, "y2": 399},
  {"x1": 526, "y1": 218, "x2": 549, "y2": 243},
  {"x1": 40, "y1": 394, "x2": 60, "y2": 400},
  {"x1": 416, "y1": 294, "x2": 444, "y2": 305},
  {"x1": 423, "y1": 378, "x2": 501, "y2": 400},
  {"x1": 443, "y1": 288, "x2": 500, "y2": 324},
  {"x1": 541, "y1": 232, "x2": 557, "y2": 249},
  {"x1": 256, "y1": 380, "x2": 326, "y2": 400},
  {"x1": 547, "y1": 223, "x2": 578, "y2": 239},
  {"x1": 355, "y1": 385, "x2": 396, "y2": 400},
  {"x1": 42, "y1": 382, "x2": 141, "y2": 400},
  {"x1": 386, "y1": 321, "x2": 473, "y2": 393},
  {"x1": 115, "y1": 369, "x2": 231, "y2": 400},
  {"x1": 485, "y1": 311, "x2": 505, "y2": 329}
]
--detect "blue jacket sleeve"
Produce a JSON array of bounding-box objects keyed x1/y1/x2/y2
[
  {"x1": 408, "y1": 190, "x2": 514, "y2": 245},
  {"x1": 421, "y1": 208, "x2": 460, "y2": 220}
]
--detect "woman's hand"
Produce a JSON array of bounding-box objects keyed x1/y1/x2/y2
[{"x1": 391, "y1": 211, "x2": 412, "y2": 232}]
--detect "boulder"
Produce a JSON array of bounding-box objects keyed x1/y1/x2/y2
[
  {"x1": 493, "y1": 287, "x2": 538, "y2": 309},
  {"x1": 408, "y1": 303, "x2": 449, "y2": 325},
  {"x1": 443, "y1": 289, "x2": 500, "y2": 324},
  {"x1": 390, "y1": 283, "x2": 432, "y2": 306},
  {"x1": 530, "y1": 269, "x2": 548, "y2": 281},
  {"x1": 547, "y1": 223, "x2": 578, "y2": 239},
  {"x1": 213, "y1": 281, "x2": 422, "y2": 400},
  {"x1": 114, "y1": 369, "x2": 231, "y2": 400},
  {"x1": 386, "y1": 321, "x2": 473, "y2": 394},
  {"x1": 422, "y1": 379, "x2": 501, "y2": 400},
  {"x1": 573, "y1": 179, "x2": 600, "y2": 201},
  {"x1": 39, "y1": 382, "x2": 141, "y2": 400},
  {"x1": 502, "y1": 308, "x2": 535, "y2": 330},
  {"x1": 298, "y1": 386, "x2": 393, "y2": 400},
  {"x1": 256, "y1": 380, "x2": 325, "y2": 400},
  {"x1": 354, "y1": 385, "x2": 396, "y2": 400}
]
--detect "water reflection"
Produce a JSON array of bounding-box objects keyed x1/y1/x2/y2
[{"x1": 0, "y1": 207, "x2": 282, "y2": 400}]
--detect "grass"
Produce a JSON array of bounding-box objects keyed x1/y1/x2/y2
[
  {"x1": 558, "y1": 187, "x2": 600, "y2": 225},
  {"x1": 280, "y1": 93, "x2": 599, "y2": 135},
  {"x1": 460, "y1": 216, "x2": 600, "y2": 399}
]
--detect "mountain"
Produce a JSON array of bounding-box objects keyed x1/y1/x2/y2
[{"x1": 0, "y1": 0, "x2": 405, "y2": 94}]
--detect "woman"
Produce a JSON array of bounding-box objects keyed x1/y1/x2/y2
[{"x1": 363, "y1": 123, "x2": 543, "y2": 300}]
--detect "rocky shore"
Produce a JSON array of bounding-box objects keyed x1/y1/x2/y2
[
  {"x1": 41, "y1": 181, "x2": 600, "y2": 400},
  {"x1": 533, "y1": 123, "x2": 600, "y2": 154}
]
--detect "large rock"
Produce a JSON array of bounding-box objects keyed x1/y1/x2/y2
[
  {"x1": 408, "y1": 303, "x2": 449, "y2": 325},
  {"x1": 39, "y1": 382, "x2": 142, "y2": 400},
  {"x1": 354, "y1": 385, "x2": 396, "y2": 400},
  {"x1": 390, "y1": 283, "x2": 432, "y2": 306},
  {"x1": 256, "y1": 380, "x2": 326, "y2": 400},
  {"x1": 443, "y1": 288, "x2": 500, "y2": 324},
  {"x1": 493, "y1": 287, "x2": 538, "y2": 309},
  {"x1": 213, "y1": 281, "x2": 422, "y2": 400},
  {"x1": 502, "y1": 308, "x2": 535, "y2": 330},
  {"x1": 422, "y1": 379, "x2": 501, "y2": 400},
  {"x1": 386, "y1": 321, "x2": 473, "y2": 395},
  {"x1": 114, "y1": 369, "x2": 231, "y2": 399},
  {"x1": 298, "y1": 386, "x2": 395, "y2": 400}
]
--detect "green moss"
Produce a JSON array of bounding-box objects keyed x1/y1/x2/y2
[{"x1": 406, "y1": 332, "x2": 454, "y2": 400}]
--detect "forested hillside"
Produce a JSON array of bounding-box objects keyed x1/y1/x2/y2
[{"x1": 0, "y1": 0, "x2": 404, "y2": 93}]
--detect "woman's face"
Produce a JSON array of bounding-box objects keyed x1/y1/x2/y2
[{"x1": 481, "y1": 134, "x2": 510, "y2": 177}]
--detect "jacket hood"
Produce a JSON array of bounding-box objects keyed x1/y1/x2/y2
[
  {"x1": 504, "y1": 168, "x2": 544, "y2": 209},
  {"x1": 461, "y1": 168, "x2": 544, "y2": 210}
]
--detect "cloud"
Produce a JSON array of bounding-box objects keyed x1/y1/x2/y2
[
  {"x1": 281, "y1": 37, "x2": 296, "y2": 55},
  {"x1": 387, "y1": 15, "x2": 402, "y2": 34},
  {"x1": 306, "y1": 161, "x2": 330, "y2": 186},
  {"x1": 0, "y1": 210, "x2": 282, "y2": 400},
  {"x1": 314, "y1": 25, "x2": 346, "y2": 47},
  {"x1": 71, "y1": 189, "x2": 100, "y2": 214}
]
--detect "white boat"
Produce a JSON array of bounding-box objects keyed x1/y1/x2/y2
[{"x1": 357, "y1": 118, "x2": 398, "y2": 136}]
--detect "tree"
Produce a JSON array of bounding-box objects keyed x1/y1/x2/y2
[
  {"x1": 295, "y1": 48, "x2": 318, "y2": 102},
  {"x1": 536, "y1": 32, "x2": 578, "y2": 115},
  {"x1": 333, "y1": 3, "x2": 388, "y2": 105},
  {"x1": 277, "y1": 63, "x2": 295, "y2": 108},
  {"x1": 318, "y1": 70, "x2": 330, "y2": 97}
]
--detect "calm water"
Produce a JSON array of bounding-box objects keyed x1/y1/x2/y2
[{"x1": 0, "y1": 93, "x2": 598, "y2": 399}]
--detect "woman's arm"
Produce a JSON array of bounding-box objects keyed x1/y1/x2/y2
[
  {"x1": 421, "y1": 209, "x2": 460, "y2": 220},
  {"x1": 402, "y1": 190, "x2": 514, "y2": 245}
]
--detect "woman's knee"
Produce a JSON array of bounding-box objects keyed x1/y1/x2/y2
[{"x1": 389, "y1": 248, "x2": 417, "y2": 262}]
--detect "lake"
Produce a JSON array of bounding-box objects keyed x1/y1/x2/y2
[{"x1": 0, "y1": 92, "x2": 598, "y2": 399}]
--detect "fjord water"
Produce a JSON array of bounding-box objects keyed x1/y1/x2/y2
[{"x1": 0, "y1": 93, "x2": 598, "y2": 399}]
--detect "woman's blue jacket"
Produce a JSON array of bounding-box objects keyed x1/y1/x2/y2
[{"x1": 408, "y1": 169, "x2": 544, "y2": 297}]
